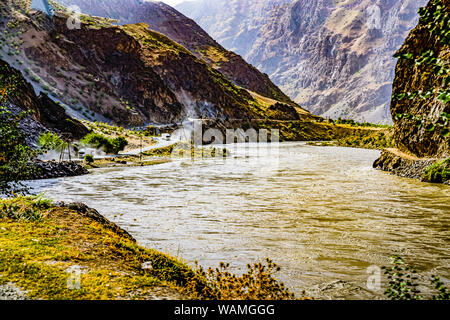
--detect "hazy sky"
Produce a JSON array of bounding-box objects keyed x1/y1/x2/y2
[{"x1": 161, "y1": 0, "x2": 187, "y2": 6}]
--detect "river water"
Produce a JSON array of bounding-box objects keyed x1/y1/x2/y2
[{"x1": 28, "y1": 143, "x2": 450, "y2": 299}]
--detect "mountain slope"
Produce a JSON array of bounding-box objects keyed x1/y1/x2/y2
[
  {"x1": 53, "y1": 0, "x2": 296, "y2": 105},
  {"x1": 388, "y1": 0, "x2": 449, "y2": 158},
  {"x1": 0, "y1": 58, "x2": 88, "y2": 144},
  {"x1": 2, "y1": 2, "x2": 301, "y2": 126},
  {"x1": 373, "y1": 0, "x2": 449, "y2": 184},
  {"x1": 178, "y1": 0, "x2": 428, "y2": 123}
]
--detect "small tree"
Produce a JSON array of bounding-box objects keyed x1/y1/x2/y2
[
  {"x1": 0, "y1": 91, "x2": 37, "y2": 195},
  {"x1": 37, "y1": 131, "x2": 65, "y2": 152},
  {"x1": 111, "y1": 136, "x2": 128, "y2": 154},
  {"x1": 37, "y1": 131, "x2": 71, "y2": 162},
  {"x1": 84, "y1": 154, "x2": 94, "y2": 164}
]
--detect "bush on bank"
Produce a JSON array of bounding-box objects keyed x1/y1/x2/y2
[{"x1": 81, "y1": 133, "x2": 128, "y2": 154}]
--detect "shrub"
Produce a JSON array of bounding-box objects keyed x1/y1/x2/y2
[
  {"x1": 382, "y1": 255, "x2": 449, "y2": 300},
  {"x1": 81, "y1": 132, "x2": 111, "y2": 150},
  {"x1": 81, "y1": 133, "x2": 128, "y2": 154},
  {"x1": 382, "y1": 256, "x2": 422, "y2": 300},
  {"x1": 188, "y1": 258, "x2": 297, "y2": 300},
  {"x1": 111, "y1": 136, "x2": 128, "y2": 154},
  {"x1": 423, "y1": 158, "x2": 450, "y2": 183},
  {"x1": 84, "y1": 154, "x2": 94, "y2": 164}
]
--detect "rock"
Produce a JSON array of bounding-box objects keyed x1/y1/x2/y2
[
  {"x1": 389, "y1": 0, "x2": 450, "y2": 158},
  {"x1": 178, "y1": 0, "x2": 429, "y2": 123},
  {"x1": 29, "y1": 160, "x2": 89, "y2": 180},
  {"x1": 373, "y1": 1, "x2": 449, "y2": 184},
  {"x1": 53, "y1": 202, "x2": 136, "y2": 241},
  {"x1": 0, "y1": 282, "x2": 29, "y2": 300},
  {"x1": 373, "y1": 149, "x2": 436, "y2": 180}
]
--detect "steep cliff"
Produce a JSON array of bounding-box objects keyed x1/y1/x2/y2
[
  {"x1": 389, "y1": 0, "x2": 449, "y2": 158},
  {"x1": 373, "y1": 0, "x2": 449, "y2": 184},
  {"x1": 178, "y1": 0, "x2": 428, "y2": 123},
  {"x1": 52, "y1": 0, "x2": 296, "y2": 105}
]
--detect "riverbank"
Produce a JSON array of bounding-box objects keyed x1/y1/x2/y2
[
  {"x1": 0, "y1": 197, "x2": 193, "y2": 299},
  {"x1": 0, "y1": 196, "x2": 297, "y2": 300},
  {"x1": 306, "y1": 127, "x2": 394, "y2": 150},
  {"x1": 373, "y1": 149, "x2": 449, "y2": 185}
]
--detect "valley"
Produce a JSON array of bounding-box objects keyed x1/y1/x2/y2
[
  {"x1": 177, "y1": 0, "x2": 429, "y2": 123},
  {"x1": 0, "y1": 0, "x2": 448, "y2": 302}
]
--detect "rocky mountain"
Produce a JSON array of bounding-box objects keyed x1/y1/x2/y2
[
  {"x1": 373, "y1": 0, "x2": 449, "y2": 184},
  {"x1": 52, "y1": 0, "x2": 295, "y2": 105},
  {"x1": 176, "y1": 0, "x2": 291, "y2": 56},
  {"x1": 177, "y1": 0, "x2": 429, "y2": 123},
  {"x1": 1, "y1": 1, "x2": 303, "y2": 128},
  {"x1": 388, "y1": 0, "x2": 449, "y2": 158},
  {"x1": 0, "y1": 58, "x2": 88, "y2": 145}
]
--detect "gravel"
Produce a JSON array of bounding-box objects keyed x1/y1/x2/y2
[{"x1": 0, "y1": 282, "x2": 29, "y2": 300}]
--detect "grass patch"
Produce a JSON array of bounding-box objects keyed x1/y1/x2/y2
[{"x1": 0, "y1": 197, "x2": 202, "y2": 299}]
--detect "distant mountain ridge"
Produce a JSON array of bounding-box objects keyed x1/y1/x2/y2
[{"x1": 177, "y1": 0, "x2": 429, "y2": 123}]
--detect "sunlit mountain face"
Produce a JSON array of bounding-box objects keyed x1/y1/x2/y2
[{"x1": 177, "y1": 0, "x2": 429, "y2": 123}]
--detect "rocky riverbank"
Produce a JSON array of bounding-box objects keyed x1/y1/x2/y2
[
  {"x1": 30, "y1": 160, "x2": 89, "y2": 180},
  {"x1": 373, "y1": 149, "x2": 448, "y2": 184}
]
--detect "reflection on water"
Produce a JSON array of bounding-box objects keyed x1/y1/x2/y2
[{"x1": 28, "y1": 143, "x2": 450, "y2": 299}]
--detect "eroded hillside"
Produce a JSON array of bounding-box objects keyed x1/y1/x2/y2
[
  {"x1": 1, "y1": 1, "x2": 300, "y2": 126},
  {"x1": 0, "y1": 58, "x2": 88, "y2": 145}
]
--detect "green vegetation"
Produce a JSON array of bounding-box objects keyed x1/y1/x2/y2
[
  {"x1": 382, "y1": 256, "x2": 449, "y2": 300},
  {"x1": 422, "y1": 158, "x2": 450, "y2": 183},
  {"x1": 84, "y1": 154, "x2": 94, "y2": 165},
  {"x1": 335, "y1": 130, "x2": 395, "y2": 149},
  {"x1": 0, "y1": 65, "x2": 37, "y2": 195},
  {"x1": 37, "y1": 132, "x2": 65, "y2": 152},
  {"x1": 0, "y1": 195, "x2": 50, "y2": 222},
  {"x1": 331, "y1": 117, "x2": 392, "y2": 129},
  {"x1": 393, "y1": 0, "x2": 449, "y2": 137},
  {"x1": 81, "y1": 133, "x2": 128, "y2": 154}
]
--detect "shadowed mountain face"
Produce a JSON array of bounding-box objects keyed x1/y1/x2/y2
[
  {"x1": 53, "y1": 0, "x2": 295, "y2": 105},
  {"x1": 177, "y1": 0, "x2": 429, "y2": 123}
]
